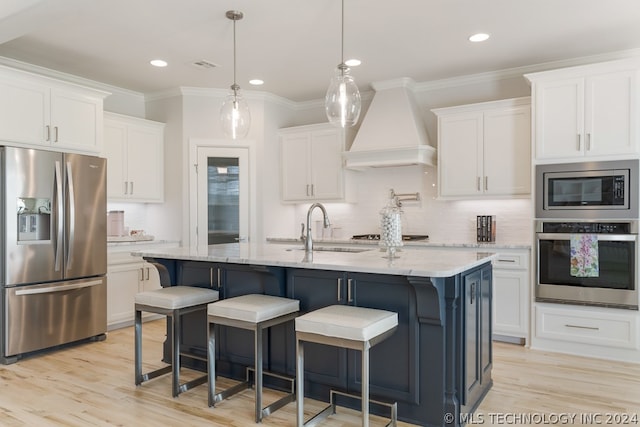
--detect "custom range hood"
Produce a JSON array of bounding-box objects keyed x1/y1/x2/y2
[{"x1": 344, "y1": 78, "x2": 436, "y2": 170}]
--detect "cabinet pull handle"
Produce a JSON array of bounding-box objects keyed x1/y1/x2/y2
[
  {"x1": 484, "y1": 176, "x2": 488, "y2": 191},
  {"x1": 337, "y1": 278, "x2": 342, "y2": 302},
  {"x1": 130, "y1": 182, "x2": 134, "y2": 195},
  {"x1": 470, "y1": 282, "x2": 475, "y2": 304},
  {"x1": 124, "y1": 181, "x2": 128, "y2": 195},
  {"x1": 587, "y1": 133, "x2": 591, "y2": 151},
  {"x1": 565, "y1": 324, "x2": 599, "y2": 331},
  {"x1": 576, "y1": 134, "x2": 581, "y2": 151},
  {"x1": 54, "y1": 126, "x2": 59, "y2": 142},
  {"x1": 306, "y1": 184, "x2": 310, "y2": 196},
  {"x1": 139, "y1": 267, "x2": 143, "y2": 282},
  {"x1": 210, "y1": 267, "x2": 214, "y2": 287},
  {"x1": 46, "y1": 125, "x2": 51, "y2": 141},
  {"x1": 477, "y1": 177, "x2": 481, "y2": 191},
  {"x1": 497, "y1": 258, "x2": 517, "y2": 263},
  {"x1": 311, "y1": 184, "x2": 314, "y2": 196},
  {"x1": 347, "y1": 278, "x2": 353, "y2": 303},
  {"x1": 217, "y1": 268, "x2": 222, "y2": 290},
  {"x1": 145, "y1": 267, "x2": 150, "y2": 281}
]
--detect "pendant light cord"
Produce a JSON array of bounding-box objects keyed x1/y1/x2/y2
[
  {"x1": 233, "y1": 16, "x2": 238, "y2": 95},
  {"x1": 340, "y1": 0, "x2": 345, "y2": 66}
]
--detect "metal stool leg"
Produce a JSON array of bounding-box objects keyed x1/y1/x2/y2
[
  {"x1": 255, "y1": 326, "x2": 263, "y2": 423},
  {"x1": 208, "y1": 321, "x2": 216, "y2": 407},
  {"x1": 134, "y1": 309, "x2": 143, "y2": 385},
  {"x1": 171, "y1": 310, "x2": 180, "y2": 398},
  {"x1": 362, "y1": 344, "x2": 370, "y2": 427},
  {"x1": 296, "y1": 337, "x2": 304, "y2": 427}
]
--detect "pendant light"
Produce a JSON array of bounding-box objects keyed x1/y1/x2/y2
[
  {"x1": 220, "y1": 10, "x2": 251, "y2": 139},
  {"x1": 325, "y1": 0, "x2": 361, "y2": 128}
]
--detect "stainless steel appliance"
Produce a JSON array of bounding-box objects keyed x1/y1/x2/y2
[
  {"x1": 535, "y1": 159, "x2": 639, "y2": 219},
  {"x1": 1, "y1": 146, "x2": 107, "y2": 364},
  {"x1": 535, "y1": 220, "x2": 638, "y2": 309}
]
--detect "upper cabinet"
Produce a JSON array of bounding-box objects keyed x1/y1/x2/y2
[
  {"x1": 526, "y1": 58, "x2": 640, "y2": 161},
  {"x1": 433, "y1": 97, "x2": 531, "y2": 198},
  {"x1": 104, "y1": 112, "x2": 165, "y2": 203},
  {"x1": 279, "y1": 123, "x2": 354, "y2": 202},
  {"x1": 0, "y1": 66, "x2": 108, "y2": 154}
]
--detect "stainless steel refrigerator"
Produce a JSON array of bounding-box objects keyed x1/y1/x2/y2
[{"x1": 1, "y1": 146, "x2": 107, "y2": 364}]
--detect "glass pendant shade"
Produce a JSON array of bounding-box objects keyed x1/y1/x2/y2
[
  {"x1": 220, "y1": 86, "x2": 251, "y2": 139},
  {"x1": 325, "y1": 65, "x2": 361, "y2": 128}
]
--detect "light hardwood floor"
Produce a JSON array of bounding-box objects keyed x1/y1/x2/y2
[{"x1": 0, "y1": 320, "x2": 639, "y2": 426}]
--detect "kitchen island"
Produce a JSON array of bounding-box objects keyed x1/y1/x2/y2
[{"x1": 137, "y1": 243, "x2": 496, "y2": 427}]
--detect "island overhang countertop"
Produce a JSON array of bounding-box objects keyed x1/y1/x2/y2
[{"x1": 134, "y1": 242, "x2": 497, "y2": 278}]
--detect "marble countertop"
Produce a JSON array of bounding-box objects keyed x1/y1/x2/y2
[
  {"x1": 266, "y1": 237, "x2": 532, "y2": 250},
  {"x1": 135, "y1": 243, "x2": 497, "y2": 278}
]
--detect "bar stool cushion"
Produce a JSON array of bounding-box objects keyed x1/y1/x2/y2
[
  {"x1": 208, "y1": 294, "x2": 299, "y2": 323},
  {"x1": 135, "y1": 286, "x2": 219, "y2": 310},
  {"x1": 296, "y1": 305, "x2": 398, "y2": 342}
]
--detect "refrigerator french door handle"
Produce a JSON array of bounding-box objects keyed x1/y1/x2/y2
[
  {"x1": 66, "y1": 161, "x2": 76, "y2": 270},
  {"x1": 54, "y1": 161, "x2": 64, "y2": 272},
  {"x1": 15, "y1": 279, "x2": 104, "y2": 296}
]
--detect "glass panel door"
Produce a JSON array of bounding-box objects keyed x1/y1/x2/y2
[{"x1": 196, "y1": 147, "x2": 249, "y2": 248}]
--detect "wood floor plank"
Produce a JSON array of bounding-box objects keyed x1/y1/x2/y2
[{"x1": 0, "y1": 320, "x2": 639, "y2": 426}]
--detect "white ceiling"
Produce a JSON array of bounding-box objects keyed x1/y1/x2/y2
[{"x1": 1, "y1": 0, "x2": 640, "y2": 102}]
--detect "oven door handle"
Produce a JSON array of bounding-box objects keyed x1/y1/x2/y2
[
  {"x1": 537, "y1": 233, "x2": 637, "y2": 242},
  {"x1": 14, "y1": 279, "x2": 103, "y2": 296}
]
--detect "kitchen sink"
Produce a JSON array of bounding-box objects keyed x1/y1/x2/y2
[{"x1": 286, "y1": 247, "x2": 371, "y2": 253}]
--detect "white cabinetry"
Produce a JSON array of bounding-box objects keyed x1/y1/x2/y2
[
  {"x1": 433, "y1": 97, "x2": 531, "y2": 198},
  {"x1": 104, "y1": 112, "x2": 165, "y2": 202},
  {"x1": 0, "y1": 66, "x2": 107, "y2": 154},
  {"x1": 492, "y1": 250, "x2": 530, "y2": 343},
  {"x1": 279, "y1": 123, "x2": 353, "y2": 202},
  {"x1": 107, "y1": 241, "x2": 178, "y2": 330},
  {"x1": 533, "y1": 303, "x2": 639, "y2": 362},
  {"x1": 526, "y1": 58, "x2": 640, "y2": 161}
]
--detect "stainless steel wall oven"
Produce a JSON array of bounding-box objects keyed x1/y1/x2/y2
[{"x1": 535, "y1": 220, "x2": 638, "y2": 309}]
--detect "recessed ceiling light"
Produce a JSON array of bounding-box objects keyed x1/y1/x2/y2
[
  {"x1": 469, "y1": 33, "x2": 490, "y2": 42},
  {"x1": 150, "y1": 59, "x2": 168, "y2": 67},
  {"x1": 345, "y1": 58, "x2": 361, "y2": 67},
  {"x1": 249, "y1": 79, "x2": 264, "y2": 86}
]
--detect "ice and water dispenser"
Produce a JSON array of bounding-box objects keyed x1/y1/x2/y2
[{"x1": 17, "y1": 198, "x2": 51, "y2": 241}]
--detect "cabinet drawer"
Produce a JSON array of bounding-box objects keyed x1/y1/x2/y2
[
  {"x1": 536, "y1": 305, "x2": 638, "y2": 349},
  {"x1": 493, "y1": 252, "x2": 527, "y2": 270}
]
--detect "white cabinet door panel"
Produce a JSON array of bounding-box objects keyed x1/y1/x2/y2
[{"x1": 0, "y1": 76, "x2": 49, "y2": 145}]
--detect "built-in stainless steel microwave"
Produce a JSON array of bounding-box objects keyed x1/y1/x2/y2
[{"x1": 535, "y1": 160, "x2": 639, "y2": 219}]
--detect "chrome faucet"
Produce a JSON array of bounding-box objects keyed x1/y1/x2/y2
[{"x1": 303, "y1": 203, "x2": 331, "y2": 255}]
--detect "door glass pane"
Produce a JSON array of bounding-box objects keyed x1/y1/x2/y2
[{"x1": 207, "y1": 157, "x2": 239, "y2": 244}]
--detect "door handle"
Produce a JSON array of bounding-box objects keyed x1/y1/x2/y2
[
  {"x1": 54, "y1": 160, "x2": 64, "y2": 272},
  {"x1": 337, "y1": 278, "x2": 342, "y2": 302},
  {"x1": 15, "y1": 279, "x2": 103, "y2": 296},
  {"x1": 46, "y1": 125, "x2": 51, "y2": 141},
  {"x1": 130, "y1": 181, "x2": 134, "y2": 195},
  {"x1": 66, "y1": 161, "x2": 75, "y2": 270},
  {"x1": 54, "y1": 126, "x2": 59, "y2": 142},
  {"x1": 347, "y1": 278, "x2": 353, "y2": 303}
]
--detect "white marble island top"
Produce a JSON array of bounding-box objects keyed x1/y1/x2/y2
[{"x1": 135, "y1": 243, "x2": 497, "y2": 278}]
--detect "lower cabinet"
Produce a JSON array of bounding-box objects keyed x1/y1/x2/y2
[
  {"x1": 107, "y1": 260, "x2": 161, "y2": 330},
  {"x1": 461, "y1": 265, "x2": 492, "y2": 408},
  {"x1": 492, "y1": 250, "x2": 530, "y2": 343}
]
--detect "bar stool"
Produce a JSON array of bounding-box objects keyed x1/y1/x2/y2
[
  {"x1": 295, "y1": 305, "x2": 398, "y2": 427},
  {"x1": 135, "y1": 284, "x2": 219, "y2": 397},
  {"x1": 207, "y1": 294, "x2": 299, "y2": 423}
]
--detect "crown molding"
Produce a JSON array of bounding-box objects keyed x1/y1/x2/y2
[
  {"x1": 0, "y1": 56, "x2": 145, "y2": 100},
  {"x1": 415, "y1": 48, "x2": 640, "y2": 92}
]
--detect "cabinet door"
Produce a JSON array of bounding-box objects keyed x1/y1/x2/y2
[
  {"x1": 281, "y1": 133, "x2": 312, "y2": 201},
  {"x1": 50, "y1": 87, "x2": 102, "y2": 153},
  {"x1": 585, "y1": 69, "x2": 637, "y2": 156},
  {"x1": 483, "y1": 105, "x2": 531, "y2": 196},
  {"x1": 493, "y1": 269, "x2": 527, "y2": 338},
  {"x1": 126, "y1": 124, "x2": 164, "y2": 202},
  {"x1": 438, "y1": 112, "x2": 483, "y2": 196},
  {"x1": 348, "y1": 273, "x2": 419, "y2": 405},
  {"x1": 0, "y1": 76, "x2": 49, "y2": 146},
  {"x1": 310, "y1": 129, "x2": 344, "y2": 200},
  {"x1": 534, "y1": 78, "x2": 584, "y2": 159},
  {"x1": 104, "y1": 120, "x2": 128, "y2": 199},
  {"x1": 288, "y1": 269, "x2": 347, "y2": 388},
  {"x1": 107, "y1": 262, "x2": 144, "y2": 329}
]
